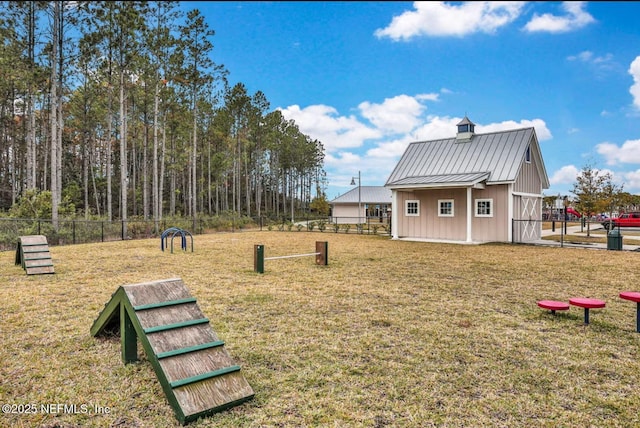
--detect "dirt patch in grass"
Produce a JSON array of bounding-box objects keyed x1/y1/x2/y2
[{"x1": 2, "y1": 232, "x2": 640, "y2": 427}]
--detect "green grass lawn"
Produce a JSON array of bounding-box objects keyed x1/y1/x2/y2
[{"x1": 1, "y1": 231, "x2": 640, "y2": 427}]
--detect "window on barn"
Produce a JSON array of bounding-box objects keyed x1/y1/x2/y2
[
  {"x1": 525, "y1": 145, "x2": 531, "y2": 163},
  {"x1": 405, "y1": 200, "x2": 419, "y2": 216},
  {"x1": 438, "y1": 199, "x2": 454, "y2": 217},
  {"x1": 475, "y1": 199, "x2": 493, "y2": 217}
]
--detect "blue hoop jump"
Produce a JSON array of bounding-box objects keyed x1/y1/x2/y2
[{"x1": 161, "y1": 227, "x2": 194, "y2": 253}]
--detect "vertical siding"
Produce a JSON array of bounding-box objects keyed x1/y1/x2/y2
[
  {"x1": 397, "y1": 189, "x2": 467, "y2": 241},
  {"x1": 332, "y1": 205, "x2": 360, "y2": 224},
  {"x1": 471, "y1": 185, "x2": 510, "y2": 242},
  {"x1": 397, "y1": 185, "x2": 510, "y2": 242},
  {"x1": 514, "y1": 153, "x2": 542, "y2": 194}
]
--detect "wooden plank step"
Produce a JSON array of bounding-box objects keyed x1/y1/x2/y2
[
  {"x1": 24, "y1": 261, "x2": 54, "y2": 268},
  {"x1": 144, "y1": 323, "x2": 219, "y2": 355},
  {"x1": 24, "y1": 253, "x2": 51, "y2": 262},
  {"x1": 22, "y1": 253, "x2": 52, "y2": 259},
  {"x1": 26, "y1": 265, "x2": 55, "y2": 275},
  {"x1": 133, "y1": 297, "x2": 197, "y2": 311},
  {"x1": 144, "y1": 318, "x2": 209, "y2": 334},
  {"x1": 19, "y1": 235, "x2": 48, "y2": 245},
  {"x1": 22, "y1": 246, "x2": 51, "y2": 252},
  {"x1": 170, "y1": 365, "x2": 241, "y2": 389},
  {"x1": 156, "y1": 340, "x2": 225, "y2": 359},
  {"x1": 173, "y1": 371, "x2": 254, "y2": 419}
]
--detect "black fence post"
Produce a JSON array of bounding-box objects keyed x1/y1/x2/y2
[
  {"x1": 73, "y1": 220, "x2": 76, "y2": 244},
  {"x1": 511, "y1": 219, "x2": 514, "y2": 244}
]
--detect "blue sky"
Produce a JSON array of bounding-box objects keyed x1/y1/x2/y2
[{"x1": 185, "y1": 1, "x2": 640, "y2": 201}]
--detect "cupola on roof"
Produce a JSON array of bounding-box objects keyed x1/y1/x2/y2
[{"x1": 456, "y1": 115, "x2": 475, "y2": 142}]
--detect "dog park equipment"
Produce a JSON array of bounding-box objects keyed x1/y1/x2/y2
[
  {"x1": 90, "y1": 278, "x2": 254, "y2": 425},
  {"x1": 15, "y1": 235, "x2": 55, "y2": 275},
  {"x1": 161, "y1": 227, "x2": 193, "y2": 253},
  {"x1": 537, "y1": 300, "x2": 570, "y2": 315},
  {"x1": 619, "y1": 291, "x2": 640, "y2": 332},
  {"x1": 569, "y1": 297, "x2": 606, "y2": 325},
  {"x1": 254, "y1": 241, "x2": 328, "y2": 274}
]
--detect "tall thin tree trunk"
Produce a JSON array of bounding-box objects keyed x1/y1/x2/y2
[
  {"x1": 90, "y1": 140, "x2": 100, "y2": 216},
  {"x1": 143, "y1": 98, "x2": 149, "y2": 220},
  {"x1": 56, "y1": 1, "x2": 63, "y2": 216},
  {"x1": 159, "y1": 118, "x2": 166, "y2": 221},
  {"x1": 191, "y1": 105, "x2": 197, "y2": 223},
  {"x1": 50, "y1": 1, "x2": 60, "y2": 230},
  {"x1": 170, "y1": 134, "x2": 175, "y2": 216},
  {"x1": 25, "y1": 0, "x2": 36, "y2": 190},
  {"x1": 119, "y1": 70, "x2": 127, "y2": 235},
  {"x1": 152, "y1": 82, "x2": 159, "y2": 232}
]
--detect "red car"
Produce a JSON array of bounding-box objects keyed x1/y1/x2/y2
[{"x1": 602, "y1": 212, "x2": 640, "y2": 230}]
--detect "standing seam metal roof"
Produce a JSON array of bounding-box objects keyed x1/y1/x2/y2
[
  {"x1": 330, "y1": 186, "x2": 392, "y2": 204},
  {"x1": 385, "y1": 128, "x2": 541, "y2": 186}
]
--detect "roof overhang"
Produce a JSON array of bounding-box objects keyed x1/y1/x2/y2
[{"x1": 386, "y1": 172, "x2": 491, "y2": 190}]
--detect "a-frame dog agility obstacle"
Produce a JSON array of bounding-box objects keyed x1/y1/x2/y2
[
  {"x1": 90, "y1": 278, "x2": 254, "y2": 425},
  {"x1": 15, "y1": 235, "x2": 55, "y2": 275}
]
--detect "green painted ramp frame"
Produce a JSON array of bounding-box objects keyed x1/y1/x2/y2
[{"x1": 91, "y1": 278, "x2": 254, "y2": 425}]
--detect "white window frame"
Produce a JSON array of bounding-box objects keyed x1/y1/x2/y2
[
  {"x1": 438, "y1": 199, "x2": 454, "y2": 217},
  {"x1": 405, "y1": 200, "x2": 420, "y2": 217},
  {"x1": 475, "y1": 198, "x2": 493, "y2": 217},
  {"x1": 525, "y1": 145, "x2": 531, "y2": 163}
]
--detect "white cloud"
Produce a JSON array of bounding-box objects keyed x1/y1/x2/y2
[
  {"x1": 550, "y1": 165, "x2": 579, "y2": 185},
  {"x1": 596, "y1": 139, "x2": 640, "y2": 165},
  {"x1": 366, "y1": 115, "x2": 552, "y2": 161},
  {"x1": 567, "y1": 50, "x2": 594, "y2": 62},
  {"x1": 281, "y1": 99, "x2": 554, "y2": 194},
  {"x1": 374, "y1": 1, "x2": 525, "y2": 40},
  {"x1": 358, "y1": 94, "x2": 431, "y2": 133},
  {"x1": 621, "y1": 170, "x2": 640, "y2": 192},
  {"x1": 476, "y1": 118, "x2": 553, "y2": 141},
  {"x1": 411, "y1": 115, "x2": 463, "y2": 140},
  {"x1": 278, "y1": 104, "x2": 381, "y2": 151},
  {"x1": 524, "y1": 1, "x2": 595, "y2": 33},
  {"x1": 416, "y1": 92, "x2": 441, "y2": 102},
  {"x1": 567, "y1": 50, "x2": 613, "y2": 65},
  {"x1": 366, "y1": 135, "x2": 417, "y2": 159},
  {"x1": 629, "y1": 56, "x2": 640, "y2": 109}
]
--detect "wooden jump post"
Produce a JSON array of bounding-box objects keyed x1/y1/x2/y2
[{"x1": 254, "y1": 241, "x2": 328, "y2": 274}]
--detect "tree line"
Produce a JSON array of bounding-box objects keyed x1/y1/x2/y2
[{"x1": 0, "y1": 1, "x2": 328, "y2": 234}]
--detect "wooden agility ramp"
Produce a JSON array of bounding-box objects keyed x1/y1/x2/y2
[
  {"x1": 15, "y1": 235, "x2": 55, "y2": 275},
  {"x1": 90, "y1": 278, "x2": 254, "y2": 425}
]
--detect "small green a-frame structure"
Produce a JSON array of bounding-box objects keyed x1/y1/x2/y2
[
  {"x1": 90, "y1": 278, "x2": 254, "y2": 425},
  {"x1": 15, "y1": 235, "x2": 55, "y2": 275}
]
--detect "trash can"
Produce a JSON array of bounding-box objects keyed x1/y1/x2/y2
[{"x1": 607, "y1": 229, "x2": 623, "y2": 251}]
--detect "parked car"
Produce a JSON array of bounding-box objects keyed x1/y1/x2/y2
[{"x1": 601, "y1": 212, "x2": 640, "y2": 230}]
